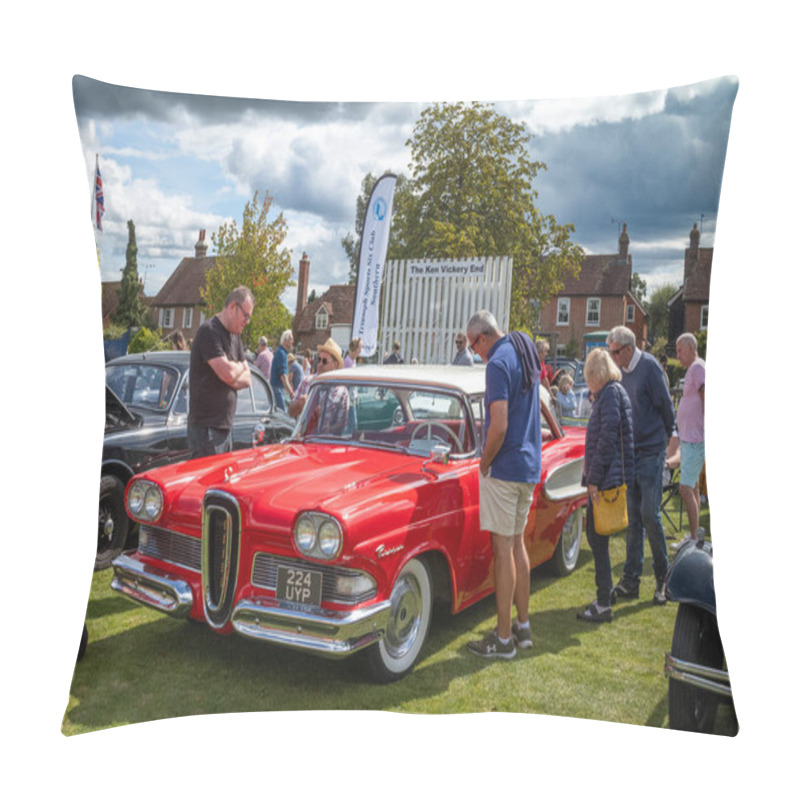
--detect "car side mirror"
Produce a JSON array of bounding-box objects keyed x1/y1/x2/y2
[{"x1": 422, "y1": 443, "x2": 451, "y2": 476}]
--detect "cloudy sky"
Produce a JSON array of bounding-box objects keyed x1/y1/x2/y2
[{"x1": 73, "y1": 74, "x2": 737, "y2": 311}]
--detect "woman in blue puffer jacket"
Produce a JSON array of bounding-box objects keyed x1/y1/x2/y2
[{"x1": 578, "y1": 348, "x2": 635, "y2": 622}]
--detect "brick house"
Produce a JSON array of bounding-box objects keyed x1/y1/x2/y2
[
  {"x1": 150, "y1": 230, "x2": 215, "y2": 343},
  {"x1": 667, "y1": 223, "x2": 712, "y2": 348},
  {"x1": 538, "y1": 224, "x2": 648, "y2": 358},
  {"x1": 292, "y1": 252, "x2": 355, "y2": 353}
]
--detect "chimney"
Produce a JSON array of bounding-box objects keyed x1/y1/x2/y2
[
  {"x1": 195, "y1": 229, "x2": 208, "y2": 259},
  {"x1": 618, "y1": 223, "x2": 629, "y2": 264},
  {"x1": 296, "y1": 252, "x2": 310, "y2": 314},
  {"x1": 689, "y1": 223, "x2": 700, "y2": 257}
]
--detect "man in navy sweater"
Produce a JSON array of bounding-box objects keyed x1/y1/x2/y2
[{"x1": 607, "y1": 326, "x2": 676, "y2": 605}]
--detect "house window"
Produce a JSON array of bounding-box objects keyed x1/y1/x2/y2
[
  {"x1": 586, "y1": 298, "x2": 601, "y2": 326},
  {"x1": 557, "y1": 298, "x2": 570, "y2": 326},
  {"x1": 701, "y1": 305, "x2": 709, "y2": 330},
  {"x1": 626, "y1": 303, "x2": 635, "y2": 324},
  {"x1": 315, "y1": 307, "x2": 329, "y2": 330},
  {"x1": 160, "y1": 307, "x2": 174, "y2": 328},
  {"x1": 183, "y1": 307, "x2": 193, "y2": 329}
]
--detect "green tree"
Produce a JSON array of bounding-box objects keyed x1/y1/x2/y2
[
  {"x1": 387, "y1": 102, "x2": 583, "y2": 329},
  {"x1": 341, "y1": 172, "x2": 412, "y2": 283},
  {"x1": 114, "y1": 220, "x2": 150, "y2": 329},
  {"x1": 204, "y1": 191, "x2": 294, "y2": 349},
  {"x1": 630, "y1": 272, "x2": 647, "y2": 304},
  {"x1": 645, "y1": 282, "x2": 679, "y2": 342}
]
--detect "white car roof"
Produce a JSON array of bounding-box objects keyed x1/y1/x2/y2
[{"x1": 314, "y1": 363, "x2": 487, "y2": 395}]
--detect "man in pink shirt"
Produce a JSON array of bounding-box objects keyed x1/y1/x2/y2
[{"x1": 673, "y1": 333, "x2": 705, "y2": 547}]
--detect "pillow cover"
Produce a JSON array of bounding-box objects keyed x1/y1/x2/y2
[{"x1": 67, "y1": 75, "x2": 739, "y2": 740}]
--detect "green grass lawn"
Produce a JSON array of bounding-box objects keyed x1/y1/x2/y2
[{"x1": 63, "y1": 495, "x2": 735, "y2": 736}]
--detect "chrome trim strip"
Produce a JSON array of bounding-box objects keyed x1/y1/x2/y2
[
  {"x1": 231, "y1": 597, "x2": 392, "y2": 658},
  {"x1": 664, "y1": 652, "x2": 733, "y2": 699},
  {"x1": 110, "y1": 553, "x2": 193, "y2": 618}
]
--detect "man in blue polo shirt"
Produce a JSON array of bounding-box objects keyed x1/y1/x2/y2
[{"x1": 465, "y1": 310, "x2": 541, "y2": 659}]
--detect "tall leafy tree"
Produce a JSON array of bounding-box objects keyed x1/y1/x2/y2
[
  {"x1": 204, "y1": 191, "x2": 294, "y2": 349},
  {"x1": 388, "y1": 102, "x2": 583, "y2": 330},
  {"x1": 630, "y1": 272, "x2": 647, "y2": 304},
  {"x1": 646, "y1": 282, "x2": 679, "y2": 342},
  {"x1": 115, "y1": 219, "x2": 150, "y2": 329}
]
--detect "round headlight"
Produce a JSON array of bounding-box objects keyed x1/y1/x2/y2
[
  {"x1": 318, "y1": 520, "x2": 342, "y2": 558},
  {"x1": 144, "y1": 485, "x2": 163, "y2": 520},
  {"x1": 127, "y1": 481, "x2": 146, "y2": 516},
  {"x1": 295, "y1": 516, "x2": 316, "y2": 553}
]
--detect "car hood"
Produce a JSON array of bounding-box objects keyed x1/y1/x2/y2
[
  {"x1": 105, "y1": 385, "x2": 141, "y2": 431},
  {"x1": 151, "y1": 440, "x2": 452, "y2": 535}
]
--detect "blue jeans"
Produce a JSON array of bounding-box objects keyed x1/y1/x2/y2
[
  {"x1": 273, "y1": 386, "x2": 286, "y2": 411},
  {"x1": 187, "y1": 424, "x2": 233, "y2": 459},
  {"x1": 622, "y1": 448, "x2": 669, "y2": 587},
  {"x1": 586, "y1": 496, "x2": 612, "y2": 606}
]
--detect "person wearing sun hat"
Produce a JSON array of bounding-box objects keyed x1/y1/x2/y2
[{"x1": 289, "y1": 337, "x2": 344, "y2": 419}]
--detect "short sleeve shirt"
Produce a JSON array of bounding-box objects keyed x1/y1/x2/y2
[
  {"x1": 188, "y1": 316, "x2": 245, "y2": 429},
  {"x1": 677, "y1": 358, "x2": 705, "y2": 443},
  {"x1": 270, "y1": 346, "x2": 289, "y2": 390},
  {"x1": 484, "y1": 336, "x2": 542, "y2": 483}
]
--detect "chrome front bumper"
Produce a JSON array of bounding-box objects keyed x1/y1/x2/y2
[
  {"x1": 111, "y1": 553, "x2": 391, "y2": 658},
  {"x1": 111, "y1": 553, "x2": 194, "y2": 618},
  {"x1": 664, "y1": 652, "x2": 733, "y2": 699},
  {"x1": 231, "y1": 597, "x2": 391, "y2": 658}
]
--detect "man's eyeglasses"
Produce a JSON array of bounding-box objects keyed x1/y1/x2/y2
[
  {"x1": 468, "y1": 333, "x2": 483, "y2": 350},
  {"x1": 318, "y1": 356, "x2": 331, "y2": 366},
  {"x1": 609, "y1": 344, "x2": 629, "y2": 357},
  {"x1": 236, "y1": 303, "x2": 252, "y2": 323}
]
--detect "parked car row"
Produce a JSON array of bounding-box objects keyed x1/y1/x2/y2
[{"x1": 93, "y1": 356, "x2": 736, "y2": 724}]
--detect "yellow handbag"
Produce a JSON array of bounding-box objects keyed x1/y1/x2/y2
[{"x1": 593, "y1": 484, "x2": 628, "y2": 535}]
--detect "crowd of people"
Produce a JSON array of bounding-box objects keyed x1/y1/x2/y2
[{"x1": 184, "y1": 284, "x2": 705, "y2": 659}]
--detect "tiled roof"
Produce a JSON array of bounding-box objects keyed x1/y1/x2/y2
[
  {"x1": 152, "y1": 256, "x2": 216, "y2": 307},
  {"x1": 294, "y1": 284, "x2": 355, "y2": 333},
  {"x1": 559, "y1": 254, "x2": 631, "y2": 296}
]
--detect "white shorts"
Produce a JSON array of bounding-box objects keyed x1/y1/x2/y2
[{"x1": 479, "y1": 473, "x2": 535, "y2": 536}]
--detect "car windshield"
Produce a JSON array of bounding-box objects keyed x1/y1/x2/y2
[
  {"x1": 106, "y1": 363, "x2": 181, "y2": 413},
  {"x1": 292, "y1": 381, "x2": 476, "y2": 456},
  {"x1": 552, "y1": 385, "x2": 592, "y2": 428}
]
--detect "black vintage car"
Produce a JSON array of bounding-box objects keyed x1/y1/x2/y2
[
  {"x1": 665, "y1": 536, "x2": 738, "y2": 735},
  {"x1": 99, "y1": 351, "x2": 294, "y2": 570}
]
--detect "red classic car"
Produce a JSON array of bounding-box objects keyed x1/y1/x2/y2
[{"x1": 111, "y1": 365, "x2": 587, "y2": 681}]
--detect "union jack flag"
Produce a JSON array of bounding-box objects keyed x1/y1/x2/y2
[{"x1": 94, "y1": 160, "x2": 105, "y2": 231}]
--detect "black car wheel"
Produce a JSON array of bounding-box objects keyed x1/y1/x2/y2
[
  {"x1": 364, "y1": 557, "x2": 432, "y2": 683},
  {"x1": 669, "y1": 603, "x2": 724, "y2": 733},
  {"x1": 96, "y1": 474, "x2": 129, "y2": 571}
]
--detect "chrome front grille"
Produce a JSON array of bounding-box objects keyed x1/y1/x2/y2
[
  {"x1": 138, "y1": 525, "x2": 201, "y2": 572},
  {"x1": 201, "y1": 490, "x2": 242, "y2": 628},
  {"x1": 252, "y1": 553, "x2": 377, "y2": 605}
]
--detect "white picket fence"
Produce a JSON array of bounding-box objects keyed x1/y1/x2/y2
[{"x1": 378, "y1": 257, "x2": 513, "y2": 365}]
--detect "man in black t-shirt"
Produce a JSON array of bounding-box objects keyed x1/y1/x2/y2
[{"x1": 187, "y1": 286, "x2": 254, "y2": 458}]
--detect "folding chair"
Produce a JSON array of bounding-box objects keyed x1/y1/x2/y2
[{"x1": 661, "y1": 466, "x2": 683, "y2": 534}]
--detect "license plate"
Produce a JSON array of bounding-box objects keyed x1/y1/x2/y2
[{"x1": 276, "y1": 565, "x2": 323, "y2": 606}]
